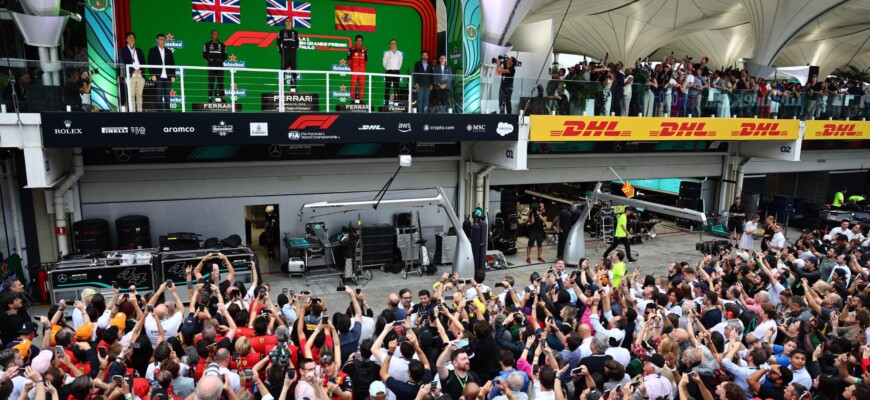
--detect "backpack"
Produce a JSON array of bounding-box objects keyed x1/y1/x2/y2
[
  {"x1": 738, "y1": 308, "x2": 758, "y2": 339},
  {"x1": 351, "y1": 360, "x2": 380, "y2": 400}
]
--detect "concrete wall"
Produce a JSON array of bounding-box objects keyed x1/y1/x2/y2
[
  {"x1": 75, "y1": 158, "x2": 460, "y2": 260},
  {"x1": 489, "y1": 153, "x2": 725, "y2": 185}
]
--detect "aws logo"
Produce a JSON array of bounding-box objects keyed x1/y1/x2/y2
[
  {"x1": 549, "y1": 120, "x2": 630, "y2": 137},
  {"x1": 731, "y1": 122, "x2": 788, "y2": 137},
  {"x1": 650, "y1": 122, "x2": 716, "y2": 137},
  {"x1": 814, "y1": 123, "x2": 863, "y2": 138}
]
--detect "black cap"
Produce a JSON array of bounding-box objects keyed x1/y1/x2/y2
[
  {"x1": 17, "y1": 321, "x2": 38, "y2": 335},
  {"x1": 643, "y1": 354, "x2": 665, "y2": 368}
]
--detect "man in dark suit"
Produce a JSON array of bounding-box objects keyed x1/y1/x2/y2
[
  {"x1": 148, "y1": 33, "x2": 176, "y2": 112},
  {"x1": 118, "y1": 32, "x2": 146, "y2": 112},
  {"x1": 431, "y1": 54, "x2": 453, "y2": 112},
  {"x1": 412, "y1": 50, "x2": 432, "y2": 113}
]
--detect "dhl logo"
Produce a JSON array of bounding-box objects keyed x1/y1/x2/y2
[
  {"x1": 813, "y1": 124, "x2": 863, "y2": 138},
  {"x1": 549, "y1": 120, "x2": 630, "y2": 137},
  {"x1": 649, "y1": 122, "x2": 716, "y2": 137},
  {"x1": 731, "y1": 122, "x2": 788, "y2": 137}
]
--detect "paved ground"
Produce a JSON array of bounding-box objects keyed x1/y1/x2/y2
[
  {"x1": 31, "y1": 223, "x2": 802, "y2": 317},
  {"x1": 257, "y1": 222, "x2": 759, "y2": 307}
]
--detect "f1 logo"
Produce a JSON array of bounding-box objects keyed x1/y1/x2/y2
[
  {"x1": 225, "y1": 32, "x2": 278, "y2": 47},
  {"x1": 288, "y1": 115, "x2": 339, "y2": 130}
]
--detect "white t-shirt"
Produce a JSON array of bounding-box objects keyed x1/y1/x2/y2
[
  {"x1": 144, "y1": 312, "x2": 183, "y2": 348},
  {"x1": 606, "y1": 347, "x2": 631, "y2": 366},
  {"x1": 752, "y1": 319, "x2": 777, "y2": 344},
  {"x1": 360, "y1": 316, "x2": 376, "y2": 342},
  {"x1": 769, "y1": 233, "x2": 785, "y2": 253},
  {"x1": 829, "y1": 227, "x2": 853, "y2": 241},
  {"x1": 219, "y1": 367, "x2": 241, "y2": 393}
]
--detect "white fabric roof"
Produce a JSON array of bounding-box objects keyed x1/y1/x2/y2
[{"x1": 517, "y1": 0, "x2": 870, "y2": 76}]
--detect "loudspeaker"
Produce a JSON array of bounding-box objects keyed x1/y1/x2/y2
[
  {"x1": 679, "y1": 181, "x2": 702, "y2": 199},
  {"x1": 740, "y1": 192, "x2": 761, "y2": 217},
  {"x1": 26, "y1": 85, "x2": 64, "y2": 111}
]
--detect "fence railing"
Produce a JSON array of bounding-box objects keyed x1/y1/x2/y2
[
  {"x1": 0, "y1": 59, "x2": 467, "y2": 114},
  {"x1": 485, "y1": 77, "x2": 870, "y2": 121}
]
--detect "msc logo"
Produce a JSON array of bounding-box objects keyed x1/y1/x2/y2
[
  {"x1": 550, "y1": 121, "x2": 630, "y2": 137},
  {"x1": 815, "y1": 123, "x2": 863, "y2": 138},
  {"x1": 650, "y1": 122, "x2": 715, "y2": 137},
  {"x1": 731, "y1": 122, "x2": 788, "y2": 137},
  {"x1": 288, "y1": 115, "x2": 339, "y2": 130},
  {"x1": 225, "y1": 31, "x2": 278, "y2": 48}
]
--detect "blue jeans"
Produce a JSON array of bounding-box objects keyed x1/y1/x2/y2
[
  {"x1": 154, "y1": 78, "x2": 171, "y2": 112},
  {"x1": 417, "y1": 85, "x2": 430, "y2": 113}
]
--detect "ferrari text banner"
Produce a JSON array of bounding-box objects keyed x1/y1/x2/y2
[
  {"x1": 335, "y1": 5, "x2": 376, "y2": 32},
  {"x1": 530, "y1": 116, "x2": 800, "y2": 142},
  {"x1": 804, "y1": 120, "x2": 869, "y2": 140}
]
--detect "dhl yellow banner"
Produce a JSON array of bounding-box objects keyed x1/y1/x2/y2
[
  {"x1": 804, "y1": 120, "x2": 869, "y2": 140},
  {"x1": 529, "y1": 116, "x2": 800, "y2": 142}
]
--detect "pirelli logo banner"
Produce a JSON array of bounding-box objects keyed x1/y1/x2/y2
[
  {"x1": 529, "y1": 116, "x2": 800, "y2": 142},
  {"x1": 804, "y1": 120, "x2": 869, "y2": 140}
]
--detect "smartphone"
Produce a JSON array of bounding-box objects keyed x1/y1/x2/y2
[
  {"x1": 98, "y1": 347, "x2": 107, "y2": 358},
  {"x1": 145, "y1": 304, "x2": 154, "y2": 313},
  {"x1": 112, "y1": 375, "x2": 123, "y2": 386},
  {"x1": 33, "y1": 316, "x2": 42, "y2": 321},
  {"x1": 571, "y1": 367, "x2": 584, "y2": 375},
  {"x1": 457, "y1": 338, "x2": 469, "y2": 349},
  {"x1": 244, "y1": 369, "x2": 253, "y2": 381},
  {"x1": 55, "y1": 345, "x2": 64, "y2": 358},
  {"x1": 166, "y1": 280, "x2": 174, "y2": 288},
  {"x1": 131, "y1": 343, "x2": 141, "y2": 349},
  {"x1": 111, "y1": 281, "x2": 119, "y2": 289},
  {"x1": 355, "y1": 288, "x2": 362, "y2": 295},
  {"x1": 444, "y1": 295, "x2": 454, "y2": 300},
  {"x1": 300, "y1": 290, "x2": 311, "y2": 296},
  {"x1": 322, "y1": 316, "x2": 329, "y2": 325},
  {"x1": 336, "y1": 286, "x2": 347, "y2": 292},
  {"x1": 328, "y1": 377, "x2": 337, "y2": 384},
  {"x1": 286, "y1": 367, "x2": 295, "y2": 379},
  {"x1": 231, "y1": 352, "x2": 239, "y2": 359},
  {"x1": 282, "y1": 288, "x2": 289, "y2": 295},
  {"x1": 495, "y1": 282, "x2": 504, "y2": 287}
]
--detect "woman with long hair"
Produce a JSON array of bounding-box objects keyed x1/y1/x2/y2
[{"x1": 740, "y1": 215, "x2": 761, "y2": 251}]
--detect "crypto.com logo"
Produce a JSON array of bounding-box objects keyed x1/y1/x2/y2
[{"x1": 288, "y1": 115, "x2": 339, "y2": 130}]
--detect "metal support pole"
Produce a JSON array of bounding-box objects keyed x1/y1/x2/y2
[
  {"x1": 230, "y1": 69, "x2": 236, "y2": 112},
  {"x1": 368, "y1": 74, "x2": 372, "y2": 113},
  {"x1": 179, "y1": 68, "x2": 186, "y2": 113},
  {"x1": 278, "y1": 71, "x2": 285, "y2": 112},
  {"x1": 408, "y1": 75, "x2": 413, "y2": 113},
  {"x1": 325, "y1": 72, "x2": 330, "y2": 111}
]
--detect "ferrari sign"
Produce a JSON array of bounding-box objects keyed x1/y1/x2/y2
[{"x1": 530, "y1": 116, "x2": 800, "y2": 141}]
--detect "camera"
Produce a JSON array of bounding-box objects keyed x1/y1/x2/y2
[{"x1": 492, "y1": 55, "x2": 522, "y2": 67}]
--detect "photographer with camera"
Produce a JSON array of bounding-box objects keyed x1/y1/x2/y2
[
  {"x1": 63, "y1": 68, "x2": 89, "y2": 112},
  {"x1": 497, "y1": 56, "x2": 517, "y2": 114}
]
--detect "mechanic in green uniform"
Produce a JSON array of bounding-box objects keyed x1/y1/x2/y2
[
  {"x1": 603, "y1": 207, "x2": 637, "y2": 262},
  {"x1": 832, "y1": 187, "x2": 847, "y2": 209}
]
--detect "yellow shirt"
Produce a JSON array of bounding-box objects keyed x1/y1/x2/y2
[
  {"x1": 615, "y1": 214, "x2": 628, "y2": 237},
  {"x1": 612, "y1": 261, "x2": 626, "y2": 287},
  {"x1": 833, "y1": 191, "x2": 845, "y2": 207}
]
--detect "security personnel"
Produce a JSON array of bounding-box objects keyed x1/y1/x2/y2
[
  {"x1": 277, "y1": 18, "x2": 299, "y2": 90},
  {"x1": 603, "y1": 207, "x2": 638, "y2": 262},
  {"x1": 202, "y1": 29, "x2": 227, "y2": 102},
  {"x1": 347, "y1": 35, "x2": 368, "y2": 102}
]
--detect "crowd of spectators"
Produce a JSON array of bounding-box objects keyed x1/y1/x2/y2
[
  {"x1": 547, "y1": 54, "x2": 870, "y2": 120},
  {"x1": 1, "y1": 235, "x2": 870, "y2": 400}
]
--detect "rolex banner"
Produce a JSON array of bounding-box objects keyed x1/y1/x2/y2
[{"x1": 40, "y1": 112, "x2": 519, "y2": 147}]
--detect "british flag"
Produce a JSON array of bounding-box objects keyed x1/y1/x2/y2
[
  {"x1": 266, "y1": 1, "x2": 311, "y2": 28},
  {"x1": 192, "y1": 0, "x2": 241, "y2": 24}
]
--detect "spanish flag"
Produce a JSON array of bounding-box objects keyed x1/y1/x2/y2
[
  {"x1": 621, "y1": 182, "x2": 635, "y2": 198},
  {"x1": 335, "y1": 5, "x2": 376, "y2": 32}
]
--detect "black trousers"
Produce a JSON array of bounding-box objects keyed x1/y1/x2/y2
[
  {"x1": 557, "y1": 231, "x2": 569, "y2": 259},
  {"x1": 207, "y1": 69, "x2": 224, "y2": 100},
  {"x1": 603, "y1": 236, "x2": 634, "y2": 260},
  {"x1": 384, "y1": 70, "x2": 400, "y2": 102},
  {"x1": 499, "y1": 85, "x2": 513, "y2": 114},
  {"x1": 282, "y1": 51, "x2": 298, "y2": 85}
]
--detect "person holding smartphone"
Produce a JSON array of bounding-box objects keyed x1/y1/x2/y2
[{"x1": 436, "y1": 339, "x2": 482, "y2": 400}]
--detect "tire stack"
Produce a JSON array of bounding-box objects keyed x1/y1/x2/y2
[
  {"x1": 116, "y1": 215, "x2": 152, "y2": 250},
  {"x1": 72, "y1": 219, "x2": 111, "y2": 253}
]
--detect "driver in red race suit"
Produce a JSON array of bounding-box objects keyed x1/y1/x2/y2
[{"x1": 347, "y1": 34, "x2": 368, "y2": 101}]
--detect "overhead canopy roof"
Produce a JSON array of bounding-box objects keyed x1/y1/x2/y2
[{"x1": 516, "y1": 0, "x2": 870, "y2": 76}]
